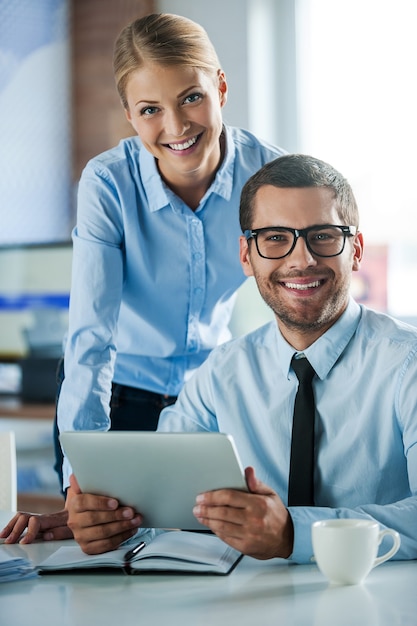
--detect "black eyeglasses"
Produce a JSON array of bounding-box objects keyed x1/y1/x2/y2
[{"x1": 244, "y1": 224, "x2": 357, "y2": 260}]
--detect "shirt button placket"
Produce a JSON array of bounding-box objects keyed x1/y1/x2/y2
[{"x1": 187, "y1": 218, "x2": 205, "y2": 353}]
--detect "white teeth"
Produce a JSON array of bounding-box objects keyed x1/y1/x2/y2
[
  {"x1": 168, "y1": 136, "x2": 198, "y2": 151},
  {"x1": 285, "y1": 280, "x2": 321, "y2": 290}
]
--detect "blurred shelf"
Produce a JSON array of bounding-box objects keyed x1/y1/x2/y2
[
  {"x1": 0, "y1": 397, "x2": 55, "y2": 419},
  {"x1": 17, "y1": 493, "x2": 64, "y2": 514},
  {"x1": 0, "y1": 409, "x2": 61, "y2": 505}
]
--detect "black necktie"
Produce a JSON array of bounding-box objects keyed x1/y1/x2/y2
[{"x1": 288, "y1": 355, "x2": 316, "y2": 506}]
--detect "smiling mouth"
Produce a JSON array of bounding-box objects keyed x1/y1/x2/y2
[
  {"x1": 283, "y1": 280, "x2": 323, "y2": 290},
  {"x1": 166, "y1": 134, "x2": 201, "y2": 151}
]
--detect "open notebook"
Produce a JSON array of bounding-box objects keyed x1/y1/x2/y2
[{"x1": 39, "y1": 530, "x2": 243, "y2": 575}]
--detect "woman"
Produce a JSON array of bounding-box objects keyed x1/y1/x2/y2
[{"x1": 1, "y1": 13, "x2": 285, "y2": 545}]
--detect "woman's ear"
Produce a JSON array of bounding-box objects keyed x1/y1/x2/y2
[
  {"x1": 240, "y1": 236, "x2": 254, "y2": 277},
  {"x1": 217, "y1": 70, "x2": 228, "y2": 107},
  {"x1": 352, "y1": 231, "x2": 364, "y2": 272}
]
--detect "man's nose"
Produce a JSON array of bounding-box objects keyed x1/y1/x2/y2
[{"x1": 286, "y1": 235, "x2": 317, "y2": 268}]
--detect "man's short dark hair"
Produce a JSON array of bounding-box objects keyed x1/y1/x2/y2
[{"x1": 239, "y1": 154, "x2": 359, "y2": 231}]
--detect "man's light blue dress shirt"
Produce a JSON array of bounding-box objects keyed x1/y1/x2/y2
[
  {"x1": 158, "y1": 298, "x2": 417, "y2": 563},
  {"x1": 58, "y1": 125, "x2": 285, "y2": 487}
]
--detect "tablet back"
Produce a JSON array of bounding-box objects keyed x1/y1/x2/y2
[{"x1": 60, "y1": 431, "x2": 248, "y2": 530}]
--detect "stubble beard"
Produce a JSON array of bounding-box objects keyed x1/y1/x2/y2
[{"x1": 255, "y1": 269, "x2": 349, "y2": 334}]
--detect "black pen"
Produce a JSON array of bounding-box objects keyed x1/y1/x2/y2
[{"x1": 124, "y1": 541, "x2": 147, "y2": 562}]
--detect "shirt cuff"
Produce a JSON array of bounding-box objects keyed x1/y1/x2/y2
[{"x1": 288, "y1": 506, "x2": 337, "y2": 563}]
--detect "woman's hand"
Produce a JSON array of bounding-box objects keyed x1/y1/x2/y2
[{"x1": 0, "y1": 509, "x2": 72, "y2": 544}]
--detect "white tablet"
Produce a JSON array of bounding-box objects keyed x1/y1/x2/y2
[{"x1": 60, "y1": 431, "x2": 248, "y2": 530}]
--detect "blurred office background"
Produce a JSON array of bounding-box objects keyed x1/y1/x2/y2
[{"x1": 0, "y1": 0, "x2": 416, "y2": 504}]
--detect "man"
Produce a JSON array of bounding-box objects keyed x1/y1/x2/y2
[
  {"x1": 3, "y1": 155, "x2": 417, "y2": 561},
  {"x1": 157, "y1": 154, "x2": 417, "y2": 563}
]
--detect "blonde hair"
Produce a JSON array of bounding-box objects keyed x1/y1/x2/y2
[{"x1": 113, "y1": 13, "x2": 222, "y2": 109}]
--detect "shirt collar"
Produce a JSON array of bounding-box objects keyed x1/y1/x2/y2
[
  {"x1": 139, "y1": 125, "x2": 236, "y2": 213},
  {"x1": 205, "y1": 125, "x2": 236, "y2": 202},
  {"x1": 276, "y1": 297, "x2": 362, "y2": 380},
  {"x1": 139, "y1": 146, "x2": 170, "y2": 213}
]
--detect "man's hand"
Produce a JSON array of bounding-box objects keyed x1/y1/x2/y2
[
  {"x1": 66, "y1": 474, "x2": 143, "y2": 554},
  {"x1": 0, "y1": 509, "x2": 71, "y2": 544},
  {"x1": 192, "y1": 466, "x2": 294, "y2": 560}
]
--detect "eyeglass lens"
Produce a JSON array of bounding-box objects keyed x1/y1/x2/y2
[{"x1": 256, "y1": 226, "x2": 348, "y2": 259}]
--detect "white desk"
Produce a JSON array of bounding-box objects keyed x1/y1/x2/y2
[{"x1": 1, "y1": 512, "x2": 416, "y2": 626}]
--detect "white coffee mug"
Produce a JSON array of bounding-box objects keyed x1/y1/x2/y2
[{"x1": 312, "y1": 519, "x2": 401, "y2": 585}]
